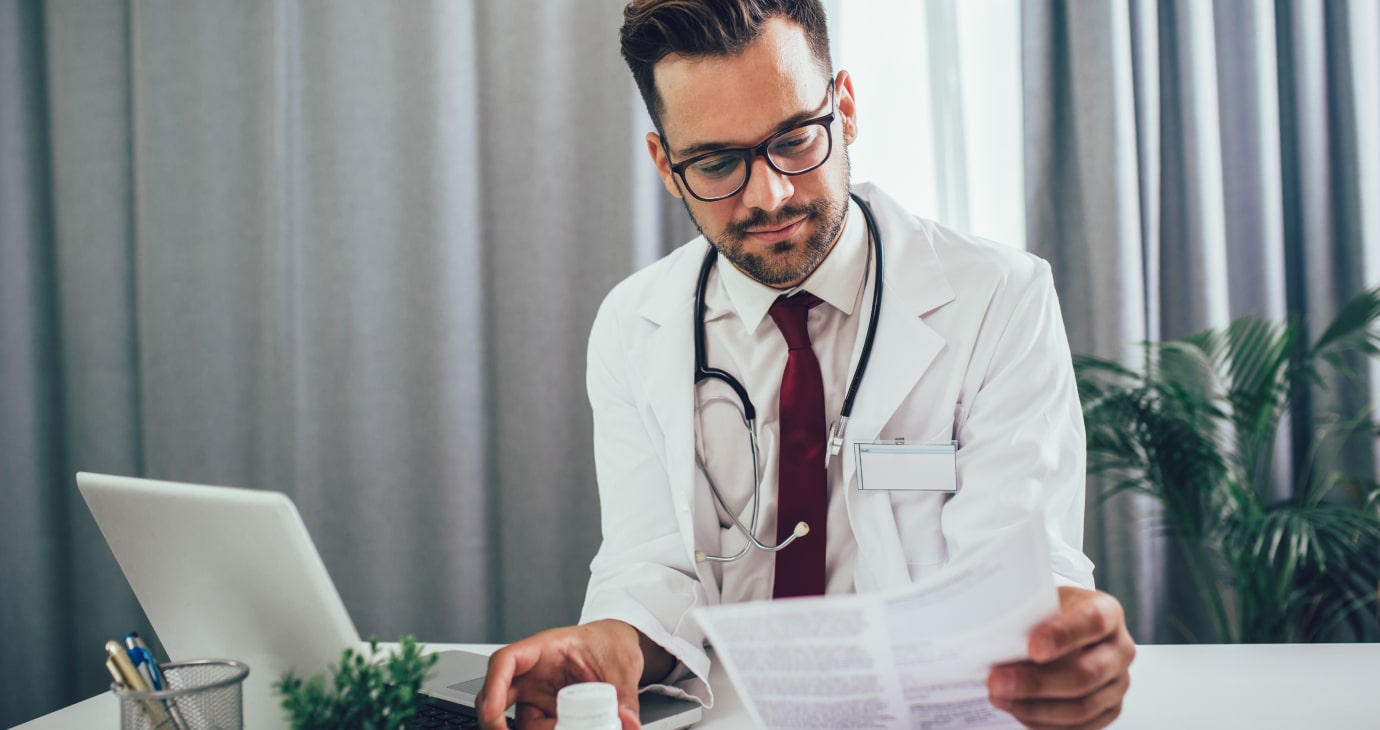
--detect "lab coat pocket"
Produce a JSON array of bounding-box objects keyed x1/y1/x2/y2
[{"x1": 889, "y1": 491, "x2": 950, "y2": 575}]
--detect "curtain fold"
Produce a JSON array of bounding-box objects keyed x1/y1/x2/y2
[
  {"x1": 1022, "y1": 0, "x2": 1168, "y2": 645},
  {"x1": 1024, "y1": 0, "x2": 1380, "y2": 644},
  {"x1": 1, "y1": 1, "x2": 693, "y2": 724},
  {"x1": 1, "y1": 0, "x2": 73, "y2": 723}
]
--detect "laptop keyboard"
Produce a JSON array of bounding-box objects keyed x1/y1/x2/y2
[{"x1": 413, "y1": 699, "x2": 515, "y2": 729}]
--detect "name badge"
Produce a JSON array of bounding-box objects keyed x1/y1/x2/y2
[{"x1": 854, "y1": 441, "x2": 957, "y2": 492}]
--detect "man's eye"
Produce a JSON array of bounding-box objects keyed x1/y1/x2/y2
[
  {"x1": 771, "y1": 127, "x2": 819, "y2": 154},
  {"x1": 692, "y1": 155, "x2": 742, "y2": 179}
]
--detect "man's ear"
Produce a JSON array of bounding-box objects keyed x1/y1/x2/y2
[
  {"x1": 835, "y1": 69, "x2": 858, "y2": 144},
  {"x1": 646, "y1": 132, "x2": 684, "y2": 198}
]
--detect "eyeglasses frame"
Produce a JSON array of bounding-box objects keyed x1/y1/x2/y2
[{"x1": 662, "y1": 79, "x2": 838, "y2": 203}]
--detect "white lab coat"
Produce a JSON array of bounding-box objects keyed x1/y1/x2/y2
[{"x1": 580, "y1": 182, "x2": 1094, "y2": 704}]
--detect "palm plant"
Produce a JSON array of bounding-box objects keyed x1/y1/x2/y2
[{"x1": 1076, "y1": 287, "x2": 1380, "y2": 643}]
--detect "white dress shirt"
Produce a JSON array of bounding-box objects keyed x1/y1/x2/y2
[{"x1": 696, "y1": 197, "x2": 869, "y2": 601}]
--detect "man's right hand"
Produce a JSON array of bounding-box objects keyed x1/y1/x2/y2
[{"x1": 476, "y1": 619, "x2": 674, "y2": 730}]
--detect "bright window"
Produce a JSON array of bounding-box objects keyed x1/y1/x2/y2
[{"x1": 831, "y1": 0, "x2": 1026, "y2": 249}]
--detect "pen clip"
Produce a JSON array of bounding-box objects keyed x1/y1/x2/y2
[{"x1": 129, "y1": 646, "x2": 163, "y2": 690}]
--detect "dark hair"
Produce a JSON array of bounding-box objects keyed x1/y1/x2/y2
[{"x1": 619, "y1": 0, "x2": 833, "y2": 133}]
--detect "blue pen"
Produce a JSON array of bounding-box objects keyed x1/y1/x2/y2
[
  {"x1": 123, "y1": 632, "x2": 190, "y2": 730},
  {"x1": 123, "y1": 632, "x2": 164, "y2": 691}
]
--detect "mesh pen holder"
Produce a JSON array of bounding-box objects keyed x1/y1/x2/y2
[{"x1": 114, "y1": 659, "x2": 250, "y2": 730}]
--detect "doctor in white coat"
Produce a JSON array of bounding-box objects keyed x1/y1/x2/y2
[{"x1": 479, "y1": 3, "x2": 1135, "y2": 729}]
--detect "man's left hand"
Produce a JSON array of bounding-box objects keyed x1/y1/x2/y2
[{"x1": 987, "y1": 586, "x2": 1136, "y2": 729}]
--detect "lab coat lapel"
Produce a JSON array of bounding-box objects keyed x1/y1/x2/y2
[
  {"x1": 842, "y1": 185, "x2": 955, "y2": 592},
  {"x1": 844, "y1": 187, "x2": 956, "y2": 449},
  {"x1": 634, "y1": 241, "x2": 710, "y2": 584}
]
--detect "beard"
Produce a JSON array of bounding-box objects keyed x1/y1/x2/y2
[{"x1": 680, "y1": 162, "x2": 851, "y2": 287}]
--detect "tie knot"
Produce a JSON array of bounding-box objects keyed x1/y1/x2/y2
[{"x1": 768, "y1": 292, "x2": 823, "y2": 350}]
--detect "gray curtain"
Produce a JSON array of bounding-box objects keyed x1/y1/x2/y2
[
  {"x1": 1023, "y1": 0, "x2": 1380, "y2": 643},
  {"x1": 0, "y1": 1, "x2": 696, "y2": 725}
]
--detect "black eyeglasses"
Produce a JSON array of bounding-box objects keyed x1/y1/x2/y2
[{"x1": 663, "y1": 81, "x2": 836, "y2": 202}]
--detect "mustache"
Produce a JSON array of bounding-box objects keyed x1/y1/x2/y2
[{"x1": 726, "y1": 201, "x2": 827, "y2": 238}]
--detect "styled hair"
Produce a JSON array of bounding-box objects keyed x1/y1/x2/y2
[{"x1": 619, "y1": 0, "x2": 833, "y2": 133}]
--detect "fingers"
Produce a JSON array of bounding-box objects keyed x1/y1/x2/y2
[
  {"x1": 619, "y1": 704, "x2": 642, "y2": 730},
  {"x1": 476, "y1": 622, "x2": 650, "y2": 730},
  {"x1": 516, "y1": 702, "x2": 557, "y2": 730},
  {"x1": 990, "y1": 639, "x2": 1129, "y2": 701},
  {"x1": 987, "y1": 589, "x2": 1136, "y2": 729},
  {"x1": 477, "y1": 648, "x2": 518, "y2": 725},
  {"x1": 611, "y1": 675, "x2": 641, "y2": 728},
  {"x1": 479, "y1": 641, "x2": 548, "y2": 729},
  {"x1": 1022, "y1": 704, "x2": 1123, "y2": 730},
  {"x1": 992, "y1": 670, "x2": 1129, "y2": 729},
  {"x1": 616, "y1": 691, "x2": 642, "y2": 730},
  {"x1": 1029, "y1": 588, "x2": 1124, "y2": 663}
]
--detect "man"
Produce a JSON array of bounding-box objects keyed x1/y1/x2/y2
[{"x1": 479, "y1": 2, "x2": 1135, "y2": 728}]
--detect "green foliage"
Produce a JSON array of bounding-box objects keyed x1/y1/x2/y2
[
  {"x1": 274, "y1": 636, "x2": 440, "y2": 729},
  {"x1": 1077, "y1": 287, "x2": 1380, "y2": 643}
]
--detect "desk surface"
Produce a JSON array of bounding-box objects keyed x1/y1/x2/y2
[{"x1": 17, "y1": 643, "x2": 1379, "y2": 729}]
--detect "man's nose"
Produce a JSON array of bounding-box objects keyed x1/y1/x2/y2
[{"x1": 739, "y1": 156, "x2": 793, "y2": 212}]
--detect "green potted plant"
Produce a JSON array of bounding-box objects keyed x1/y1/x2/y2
[
  {"x1": 274, "y1": 635, "x2": 440, "y2": 729},
  {"x1": 1076, "y1": 288, "x2": 1380, "y2": 643}
]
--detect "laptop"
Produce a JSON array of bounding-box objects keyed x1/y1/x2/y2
[{"x1": 77, "y1": 472, "x2": 702, "y2": 730}]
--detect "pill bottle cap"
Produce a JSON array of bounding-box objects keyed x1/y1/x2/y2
[{"x1": 556, "y1": 682, "x2": 619, "y2": 728}]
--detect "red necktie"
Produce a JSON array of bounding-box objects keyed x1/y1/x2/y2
[{"x1": 768, "y1": 292, "x2": 827, "y2": 598}]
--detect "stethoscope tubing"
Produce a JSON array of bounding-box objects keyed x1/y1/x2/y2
[{"x1": 691, "y1": 192, "x2": 883, "y2": 562}]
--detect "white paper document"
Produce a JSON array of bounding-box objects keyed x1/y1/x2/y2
[{"x1": 691, "y1": 519, "x2": 1059, "y2": 729}]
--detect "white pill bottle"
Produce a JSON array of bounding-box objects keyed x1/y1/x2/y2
[{"x1": 554, "y1": 682, "x2": 621, "y2": 730}]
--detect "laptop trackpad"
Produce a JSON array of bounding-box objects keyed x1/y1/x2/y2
[{"x1": 449, "y1": 676, "x2": 487, "y2": 695}]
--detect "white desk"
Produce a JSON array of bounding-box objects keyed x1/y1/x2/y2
[{"x1": 16, "y1": 643, "x2": 1380, "y2": 728}]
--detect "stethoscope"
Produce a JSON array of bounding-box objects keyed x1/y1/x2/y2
[{"x1": 692, "y1": 192, "x2": 883, "y2": 563}]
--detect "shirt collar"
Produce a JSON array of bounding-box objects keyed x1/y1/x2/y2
[{"x1": 715, "y1": 196, "x2": 867, "y2": 334}]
